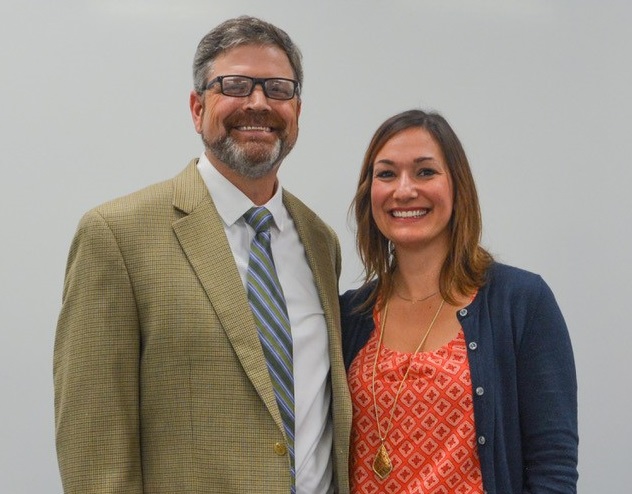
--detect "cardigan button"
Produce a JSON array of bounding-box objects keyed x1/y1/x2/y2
[
  {"x1": 475, "y1": 386, "x2": 485, "y2": 396},
  {"x1": 459, "y1": 308, "x2": 468, "y2": 317},
  {"x1": 468, "y1": 341, "x2": 478, "y2": 350},
  {"x1": 478, "y1": 435, "x2": 486, "y2": 445}
]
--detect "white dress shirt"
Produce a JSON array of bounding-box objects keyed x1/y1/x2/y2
[{"x1": 197, "y1": 155, "x2": 334, "y2": 494}]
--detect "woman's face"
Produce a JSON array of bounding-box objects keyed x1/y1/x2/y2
[{"x1": 370, "y1": 126, "x2": 454, "y2": 253}]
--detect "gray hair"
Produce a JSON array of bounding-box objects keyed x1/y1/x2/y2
[{"x1": 192, "y1": 15, "x2": 303, "y2": 96}]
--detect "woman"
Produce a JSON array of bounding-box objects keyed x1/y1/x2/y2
[{"x1": 341, "y1": 109, "x2": 578, "y2": 493}]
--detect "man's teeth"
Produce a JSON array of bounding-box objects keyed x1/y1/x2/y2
[
  {"x1": 238, "y1": 126, "x2": 271, "y2": 131},
  {"x1": 392, "y1": 210, "x2": 428, "y2": 218}
]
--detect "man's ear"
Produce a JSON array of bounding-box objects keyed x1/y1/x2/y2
[{"x1": 189, "y1": 90, "x2": 204, "y2": 134}]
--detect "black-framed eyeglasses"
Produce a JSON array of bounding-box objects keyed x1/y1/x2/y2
[{"x1": 204, "y1": 75, "x2": 300, "y2": 101}]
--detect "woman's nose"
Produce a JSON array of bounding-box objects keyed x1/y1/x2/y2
[{"x1": 393, "y1": 175, "x2": 418, "y2": 199}]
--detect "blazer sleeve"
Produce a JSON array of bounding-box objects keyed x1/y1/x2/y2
[
  {"x1": 517, "y1": 276, "x2": 579, "y2": 493},
  {"x1": 54, "y1": 210, "x2": 143, "y2": 493}
]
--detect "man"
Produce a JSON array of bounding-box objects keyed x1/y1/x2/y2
[{"x1": 54, "y1": 16, "x2": 351, "y2": 493}]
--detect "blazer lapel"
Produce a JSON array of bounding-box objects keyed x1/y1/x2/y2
[
  {"x1": 171, "y1": 160, "x2": 282, "y2": 428},
  {"x1": 283, "y1": 191, "x2": 340, "y2": 344}
]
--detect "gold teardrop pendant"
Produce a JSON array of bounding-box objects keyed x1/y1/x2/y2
[{"x1": 372, "y1": 443, "x2": 393, "y2": 480}]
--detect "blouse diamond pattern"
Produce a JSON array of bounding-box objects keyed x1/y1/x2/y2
[{"x1": 348, "y1": 309, "x2": 484, "y2": 493}]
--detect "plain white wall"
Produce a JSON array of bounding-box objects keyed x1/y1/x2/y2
[{"x1": 1, "y1": 0, "x2": 630, "y2": 492}]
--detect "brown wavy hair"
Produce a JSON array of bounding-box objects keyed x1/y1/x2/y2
[{"x1": 352, "y1": 109, "x2": 493, "y2": 309}]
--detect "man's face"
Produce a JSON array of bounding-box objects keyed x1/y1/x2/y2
[{"x1": 190, "y1": 44, "x2": 301, "y2": 180}]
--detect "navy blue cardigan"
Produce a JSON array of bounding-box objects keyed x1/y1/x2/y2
[{"x1": 341, "y1": 262, "x2": 578, "y2": 493}]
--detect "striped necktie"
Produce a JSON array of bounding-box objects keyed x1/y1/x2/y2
[{"x1": 243, "y1": 206, "x2": 295, "y2": 492}]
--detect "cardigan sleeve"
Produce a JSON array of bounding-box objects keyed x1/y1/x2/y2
[{"x1": 516, "y1": 276, "x2": 578, "y2": 493}]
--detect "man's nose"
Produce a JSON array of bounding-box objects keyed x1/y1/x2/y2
[{"x1": 244, "y1": 84, "x2": 271, "y2": 109}]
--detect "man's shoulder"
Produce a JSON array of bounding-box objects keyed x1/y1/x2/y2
[
  {"x1": 87, "y1": 160, "x2": 199, "y2": 221},
  {"x1": 282, "y1": 189, "x2": 336, "y2": 236},
  {"x1": 94, "y1": 179, "x2": 173, "y2": 215},
  {"x1": 75, "y1": 160, "x2": 202, "y2": 234}
]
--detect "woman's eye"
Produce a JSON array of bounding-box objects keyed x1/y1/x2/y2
[
  {"x1": 374, "y1": 170, "x2": 394, "y2": 179},
  {"x1": 418, "y1": 168, "x2": 436, "y2": 177}
]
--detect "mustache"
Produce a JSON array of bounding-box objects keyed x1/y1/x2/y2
[{"x1": 224, "y1": 110, "x2": 286, "y2": 131}]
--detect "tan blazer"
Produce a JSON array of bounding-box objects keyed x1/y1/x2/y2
[{"x1": 54, "y1": 160, "x2": 352, "y2": 493}]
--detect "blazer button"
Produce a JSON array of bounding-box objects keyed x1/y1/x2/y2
[{"x1": 273, "y1": 442, "x2": 287, "y2": 456}]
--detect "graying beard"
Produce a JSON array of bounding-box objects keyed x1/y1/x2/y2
[
  {"x1": 203, "y1": 133, "x2": 283, "y2": 179},
  {"x1": 221, "y1": 137, "x2": 282, "y2": 179}
]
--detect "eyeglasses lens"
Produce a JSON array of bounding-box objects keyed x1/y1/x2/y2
[{"x1": 221, "y1": 76, "x2": 295, "y2": 100}]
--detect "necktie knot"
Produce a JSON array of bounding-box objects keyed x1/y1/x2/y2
[{"x1": 244, "y1": 206, "x2": 274, "y2": 234}]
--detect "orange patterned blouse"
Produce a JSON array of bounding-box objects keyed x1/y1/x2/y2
[{"x1": 348, "y1": 307, "x2": 484, "y2": 493}]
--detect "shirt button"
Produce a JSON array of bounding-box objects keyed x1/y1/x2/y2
[
  {"x1": 478, "y1": 436, "x2": 486, "y2": 445},
  {"x1": 273, "y1": 442, "x2": 287, "y2": 456},
  {"x1": 476, "y1": 386, "x2": 485, "y2": 396},
  {"x1": 459, "y1": 308, "x2": 468, "y2": 317},
  {"x1": 468, "y1": 341, "x2": 478, "y2": 350}
]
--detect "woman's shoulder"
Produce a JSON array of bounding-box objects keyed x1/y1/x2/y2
[
  {"x1": 340, "y1": 280, "x2": 377, "y2": 316},
  {"x1": 340, "y1": 280, "x2": 376, "y2": 303},
  {"x1": 486, "y1": 261, "x2": 546, "y2": 289},
  {"x1": 483, "y1": 261, "x2": 557, "y2": 308},
  {"x1": 340, "y1": 281, "x2": 377, "y2": 368}
]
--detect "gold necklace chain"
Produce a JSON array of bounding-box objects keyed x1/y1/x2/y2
[
  {"x1": 394, "y1": 289, "x2": 438, "y2": 304},
  {"x1": 371, "y1": 297, "x2": 446, "y2": 480}
]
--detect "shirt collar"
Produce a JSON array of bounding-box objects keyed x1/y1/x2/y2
[{"x1": 196, "y1": 153, "x2": 286, "y2": 231}]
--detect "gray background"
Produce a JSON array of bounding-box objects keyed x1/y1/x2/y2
[{"x1": 1, "y1": 0, "x2": 630, "y2": 492}]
